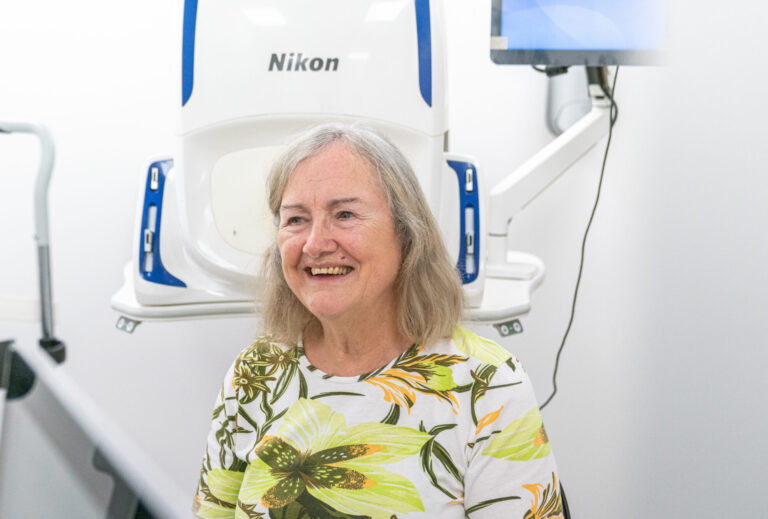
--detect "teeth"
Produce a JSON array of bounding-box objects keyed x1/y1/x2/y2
[{"x1": 311, "y1": 266, "x2": 351, "y2": 276}]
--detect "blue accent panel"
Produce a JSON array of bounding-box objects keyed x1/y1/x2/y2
[
  {"x1": 447, "y1": 160, "x2": 480, "y2": 284},
  {"x1": 182, "y1": 0, "x2": 199, "y2": 106},
  {"x1": 138, "y1": 159, "x2": 186, "y2": 287},
  {"x1": 414, "y1": 0, "x2": 432, "y2": 107}
]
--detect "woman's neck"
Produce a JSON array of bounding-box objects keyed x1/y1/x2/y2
[{"x1": 302, "y1": 314, "x2": 411, "y2": 377}]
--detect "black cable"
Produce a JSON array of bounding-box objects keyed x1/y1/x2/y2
[
  {"x1": 540, "y1": 67, "x2": 619, "y2": 410},
  {"x1": 531, "y1": 64, "x2": 569, "y2": 77}
]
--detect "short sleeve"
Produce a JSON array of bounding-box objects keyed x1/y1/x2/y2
[
  {"x1": 463, "y1": 359, "x2": 563, "y2": 518},
  {"x1": 193, "y1": 360, "x2": 248, "y2": 519}
]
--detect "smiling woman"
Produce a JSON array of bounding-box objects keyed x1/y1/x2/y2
[
  {"x1": 262, "y1": 124, "x2": 464, "y2": 353},
  {"x1": 194, "y1": 124, "x2": 563, "y2": 519}
]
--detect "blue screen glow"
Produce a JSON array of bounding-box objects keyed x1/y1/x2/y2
[{"x1": 499, "y1": 0, "x2": 664, "y2": 51}]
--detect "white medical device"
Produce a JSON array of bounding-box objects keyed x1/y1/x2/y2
[
  {"x1": 112, "y1": 0, "x2": 614, "y2": 334},
  {"x1": 112, "y1": 0, "x2": 491, "y2": 330}
]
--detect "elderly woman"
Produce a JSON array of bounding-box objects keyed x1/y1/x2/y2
[{"x1": 194, "y1": 124, "x2": 562, "y2": 519}]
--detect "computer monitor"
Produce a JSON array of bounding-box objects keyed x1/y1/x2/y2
[{"x1": 490, "y1": 0, "x2": 665, "y2": 66}]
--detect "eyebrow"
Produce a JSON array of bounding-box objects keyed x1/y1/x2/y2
[
  {"x1": 327, "y1": 197, "x2": 360, "y2": 209},
  {"x1": 279, "y1": 203, "x2": 306, "y2": 212},
  {"x1": 280, "y1": 197, "x2": 361, "y2": 212}
]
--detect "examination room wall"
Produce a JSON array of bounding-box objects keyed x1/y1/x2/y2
[{"x1": 1, "y1": 1, "x2": 766, "y2": 517}]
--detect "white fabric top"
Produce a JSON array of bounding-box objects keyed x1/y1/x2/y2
[{"x1": 194, "y1": 326, "x2": 562, "y2": 519}]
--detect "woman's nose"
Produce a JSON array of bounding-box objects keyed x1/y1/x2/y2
[{"x1": 303, "y1": 220, "x2": 337, "y2": 257}]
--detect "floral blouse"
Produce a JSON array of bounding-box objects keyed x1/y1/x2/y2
[{"x1": 194, "y1": 326, "x2": 563, "y2": 519}]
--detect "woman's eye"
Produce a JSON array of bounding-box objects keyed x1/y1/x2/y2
[{"x1": 285, "y1": 216, "x2": 303, "y2": 225}]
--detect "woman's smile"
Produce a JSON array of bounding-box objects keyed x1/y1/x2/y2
[{"x1": 306, "y1": 266, "x2": 354, "y2": 276}]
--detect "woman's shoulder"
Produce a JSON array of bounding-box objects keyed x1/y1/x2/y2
[
  {"x1": 434, "y1": 325, "x2": 523, "y2": 371},
  {"x1": 416, "y1": 326, "x2": 529, "y2": 392},
  {"x1": 238, "y1": 334, "x2": 295, "y2": 356},
  {"x1": 232, "y1": 334, "x2": 301, "y2": 372}
]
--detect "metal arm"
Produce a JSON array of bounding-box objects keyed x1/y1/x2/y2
[
  {"x1": 486, "y1": 70, "x2": 612, "y2": 279},
  {"x1": 0, "y1": 121, "x2": 65, "y2": 362}
]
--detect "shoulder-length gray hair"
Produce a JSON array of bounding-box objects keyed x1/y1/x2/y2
[{"x1": 261, "y1": 123, "x2": 463, "y2": 346}]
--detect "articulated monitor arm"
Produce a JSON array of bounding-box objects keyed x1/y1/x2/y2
[{"x1": 486, "y1": 70, "x2": 612, "y2": 280}]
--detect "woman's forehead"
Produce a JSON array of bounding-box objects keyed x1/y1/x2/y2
[{"x1": 282, "y1": 142, "x2": 385, "y2": 201}]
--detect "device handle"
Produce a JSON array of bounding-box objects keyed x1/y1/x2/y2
[
  {"x1": 0, "y1": 121, "x2": 64, "y2": 362},
  {"x1": 0, "y1": 122, "x2": 55, "y2": 245}
]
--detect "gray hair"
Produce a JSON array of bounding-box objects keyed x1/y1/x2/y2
[{"x1": 260, "y1": 123, "x2": 463, "y2": 346}]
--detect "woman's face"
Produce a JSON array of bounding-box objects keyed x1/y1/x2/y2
[{"x1": 277, "y1": 142, "x2": 402, "y2": 327}]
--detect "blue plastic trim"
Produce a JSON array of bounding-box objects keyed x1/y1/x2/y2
[
  {"x1": 447, "y1": 159, "x2": 480, "y2": 284},
  {"x1": 414, "y1": 0, "x2": 432, "y2": 107},
  {"x1": 182, "y1": 0, "x2": 199, "y2": 106},
  {"x1": 138, "y1": 159, "x2": 186, "y2": 287}
]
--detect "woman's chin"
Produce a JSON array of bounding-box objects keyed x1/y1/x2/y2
[
  {"x1": 309, "y1": 310, "x2": 355, "y2": 326},
  {"x1": 304, "y1": 301, "x2": 352, "y2": 322}
]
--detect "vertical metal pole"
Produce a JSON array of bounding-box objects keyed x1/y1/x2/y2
[{"x1": 37, "y1": 246, "x2": 54, "y2": 340}]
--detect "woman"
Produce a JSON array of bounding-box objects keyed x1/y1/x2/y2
[{"x1": 194, "y1": 124, "x2": 562, "y2": 519}]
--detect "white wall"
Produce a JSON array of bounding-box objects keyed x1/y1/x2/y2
[
  {"x1": 0, "y1": 1, "x2": 257, "y2": 513},
  {"x1": 448, "y1": 2, "x2": 768, "y2": 516},
  {"x1": 1, "y1": 0, "x2": 767, "y2": 517}
]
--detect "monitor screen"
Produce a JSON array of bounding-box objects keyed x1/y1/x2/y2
[{"x1": 490, "y1": 0, "x2": 665, "y2": 66}]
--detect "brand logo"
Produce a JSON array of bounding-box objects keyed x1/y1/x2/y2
[{"x1": 268, "y1": 53, "x2": 339, "y2": 72}]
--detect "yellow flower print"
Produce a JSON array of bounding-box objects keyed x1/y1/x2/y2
[
  {"x1": 363, "y1": 344, "x2": 466, "y2": 413},
  {"x1": 238, "y1": 337, "x2": 299, "y2": 375},
  {"x1": 523, "y1": 473, "x2": 563, "y2": 519},
  {"x1": 232, "y1": 337, "x2": 299, "y2": 404},
  {"x1": 365, "y1": 374, "x2": 418, "y2": 409},
  {"x1": 237, "y1": 398, "x2": 431, "y2": 519},
  {"x1": 475, "y1": 405, "x2": 503, "y2": 435},
  {"x1": 195, "y1": 468, "x2": 245, "y2": 518},
  {"x1": 232, "y1": 362, "x2": 276, "y2": 404},
  {"x1": 452, "y1": 326, "x2": 513, "y2": 367},
  {"x1": 482, "y1": 407, "x2": 551, "y2": 461}
]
